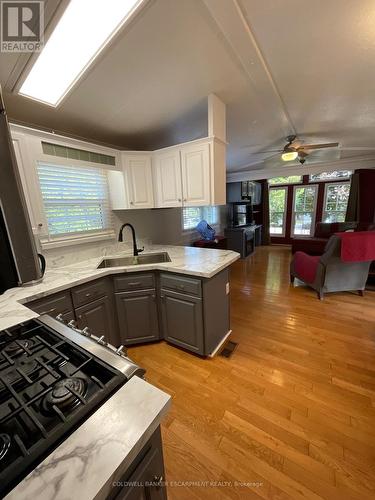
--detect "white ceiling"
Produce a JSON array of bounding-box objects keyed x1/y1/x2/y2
[{"x1": 1, "y1": 0, "x2": 375, "y2": 174}]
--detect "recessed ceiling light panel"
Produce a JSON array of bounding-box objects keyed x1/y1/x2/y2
[{"x1": 19, "y1": 0, "x2": 144, "y2": 106}]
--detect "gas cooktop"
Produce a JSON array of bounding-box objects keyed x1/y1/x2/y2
[{"x1": 0, "y1": 316, "x2": 141, "y2": 497}]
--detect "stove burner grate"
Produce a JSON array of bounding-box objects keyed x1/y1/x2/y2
[
  {"x1": 0, "y1": 318, "x2": 127, "y2": 498},
  {"x1": 42, "y1": 377, "x2": 87, "y2": 413},
  {"x1": 4, "y1": 339, "x2": 33, "y2": 357}
]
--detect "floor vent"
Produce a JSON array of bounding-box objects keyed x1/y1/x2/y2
[{"x1": 219, "y1": 341, "x2": 238, "y2": 358}]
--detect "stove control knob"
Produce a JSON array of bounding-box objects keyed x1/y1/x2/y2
[
  {"x1": 97, "y1": 335, "x2": 107, "y2": 345},
  {"x1": 55, "y1": 313, "x2": 64, "y2": 322},
  {"x1": 116, "y1": 345, "x2": 127, "y2": 357},
  {"x1": 68, "y1": 320, "x2": 77, "y2": 329},
  {"x1": 82, "y1": 327, "x2": 91, "y2": 337}
]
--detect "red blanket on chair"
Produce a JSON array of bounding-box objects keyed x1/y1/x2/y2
[{"x1": 335, "y1": 231, "x2": 375, "y2": 262}]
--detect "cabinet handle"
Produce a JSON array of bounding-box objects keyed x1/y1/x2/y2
[
  {"x1": 85, "y1": 293, "x2": 91, "y2": 297},
  {"x1": 128, "y1": 282, "x2": 141, "y2": 286},
  {"x1": 130, "y1": 201, "x2": 134, "y2": 205},
  {"x1": 178, "y1": 198, "x2": 182, "y2": 202}
]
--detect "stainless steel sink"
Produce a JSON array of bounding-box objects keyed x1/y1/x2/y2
[{"x1": 97, "y1": 252, "x2": 171, "y2": 269}]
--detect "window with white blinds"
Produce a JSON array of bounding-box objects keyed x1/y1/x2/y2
[
  {"x1": 182, "y1": 206, "x2": 219, "y2": 230},
  {"x1": 37, "y1": 163, "x2": 112, "y2": 237}
]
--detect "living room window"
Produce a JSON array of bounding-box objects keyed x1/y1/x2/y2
[
  {"x1": 182, "y1": 206, "x2": 219, "y2": 231},
  {"x1": 269, "y1": 187, "x2": 288, "y2": 236},
  {"x1": 322, "y1": 182, "x2": 350, "y2": 223},
  {"x1": 291, "y1": 185, "x2": 318, "y2": 236}
]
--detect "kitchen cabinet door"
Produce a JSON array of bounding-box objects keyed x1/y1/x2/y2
[
  {"x1": 115, "y1": 290, "x2": 159, "y2": 345},
  {"x1": 27, "y1": 291, "x2": 75, "y2": 320},
  {"x1": 153, "y1": 150, "x2": 182, "y2": 207},
  {"x1": 160, "y1": 289, "x2": 204, "y2": 354},
  {"x1": 75, "y1": 295, "x2": 119, "y2": 346},
  {"x1": 110, "y1": 428, "x2": 166, "y2": 500},
  {"x1": 180, "y1": 142, "x2": 210, "y2": 206},
  {"x1": 124, "y1": 155, "x2": 154, "y2": 209}
]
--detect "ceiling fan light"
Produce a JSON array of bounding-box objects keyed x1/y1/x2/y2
[{"x1": 281, "y1": 151, "x2": 298, "y2": 161}]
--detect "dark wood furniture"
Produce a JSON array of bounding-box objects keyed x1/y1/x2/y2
[
  {"x1": 192, "y1": 236, "x2": 227, "y2": 249},
  {"x1": 225, "y1": 224, "x2": 262, "y2": 258},
  {"x1": 226, "y1": 181, "x2": 262, "y2": 204}
]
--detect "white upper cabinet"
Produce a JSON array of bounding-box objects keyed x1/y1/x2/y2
[
  {"x1": 109, "y1": 138, "x2": 226, "y2": 211},
  {"x1": 153, "y1": 150, "x2": 182, "y2": 207},
  {"x1": 124, "y1": 154, "x2": 154, "y2": 209},
  {"x1": 180, "y1": 142, "x2": 210, "y2": 207},
  {"x1": 152, "y1": 139, "x2": 226, "y2": 209}
]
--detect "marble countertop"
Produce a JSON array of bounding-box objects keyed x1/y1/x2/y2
[
  {"x1": 0, "y1": 244, "x2": 239, "y2": 330},
  {"x1": 5, "y1": 376, "x2": 171, "y2": 500}
]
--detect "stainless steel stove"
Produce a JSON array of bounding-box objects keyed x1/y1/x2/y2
[{"x1": 0, "y1": 315, "x2": 144, "y2": 497}]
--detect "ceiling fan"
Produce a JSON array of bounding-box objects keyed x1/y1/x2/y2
[{"x1": 253, "y1": 135, "x2": 339, "y2": 164}]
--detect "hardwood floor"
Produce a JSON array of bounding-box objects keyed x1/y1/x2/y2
[{"x1": 128, "y1": 245, "x2": 375, "y2": 499}]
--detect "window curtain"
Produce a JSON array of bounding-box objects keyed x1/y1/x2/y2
[
  {"x1": 345, "y1": 172, "x2": 360, "y2": 221},
  {"x1": 261, "y1": 180, "x2": 271, "y2": 245}
]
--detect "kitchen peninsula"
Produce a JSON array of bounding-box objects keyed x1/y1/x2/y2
[{"x1": 0, "y1": 245, "x2": 240, "y2": 356}]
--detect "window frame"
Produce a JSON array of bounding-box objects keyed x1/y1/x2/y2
[
  {"x1": 182, "y1": 206, "x2": 220, "y2": 232},
  {"x1": 36, "y1": 161, "x2": 115, "y2": 248},
  {"x1": 291, "y1": 184, "x2": 319, "y2": 237},
  {"x1": 11, "y1": 130, "x2": 118, "y2": 249},
  {"x1": 322, "y1": 181, "x2": 351, "y2": 224},
  {"x1": 269, "y1": 186, "x2": 288, "y2": 237}
]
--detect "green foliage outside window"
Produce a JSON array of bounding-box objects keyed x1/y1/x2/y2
[{"x1": 269, "y1": 188, "x2": 287, "y2": 234}]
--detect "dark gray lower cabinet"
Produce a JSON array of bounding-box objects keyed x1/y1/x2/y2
[
  {"x1": 160, "y1": 290, "x2": 204, "y2": 355},
  {"x1": 109, "y1": 427, "x2": 166, "y2": 500},
  {"x1": 116, "y1": 290, "x2": 159, "y2": 345},
  {"x1": 27, "y1": 291, "x2": 75, "y2": 320},
  {"x1": 26, "y1": 269, "x2": 230, "y2": 356},
  {"x1": 75, "y1": 295, "x2": 119, "y2": 346}
]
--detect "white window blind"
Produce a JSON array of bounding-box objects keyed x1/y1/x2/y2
[
  {"x1": 37, "y1": 163, "x2": 112, "y2": 237},
  {"x1": 182, "y1": 206, "x2": 219, "y2": 230}
]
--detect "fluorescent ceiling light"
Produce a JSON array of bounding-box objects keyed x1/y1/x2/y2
[
  {"x1": 19, "y1": 0, "x2": 143, "y2": 106},
  {"x1": 281, "y1": 151, "x2": 298, "y2": 162}
]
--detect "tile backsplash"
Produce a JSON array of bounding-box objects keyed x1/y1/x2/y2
[{"x1": 42, "y1": 205, "x2": 228, "y2": 269}]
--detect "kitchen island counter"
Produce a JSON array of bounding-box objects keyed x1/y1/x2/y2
[
  {"x1": 0, "y1": 244, "x2": 239, "y2": 330},
  {"x1": 5, "y1": 375, "x2": 171, "y2": 500}
]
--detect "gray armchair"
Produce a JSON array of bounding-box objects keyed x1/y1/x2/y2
[{"x1": 290, "y1": 235, "x2": 372, "y2": 300}]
